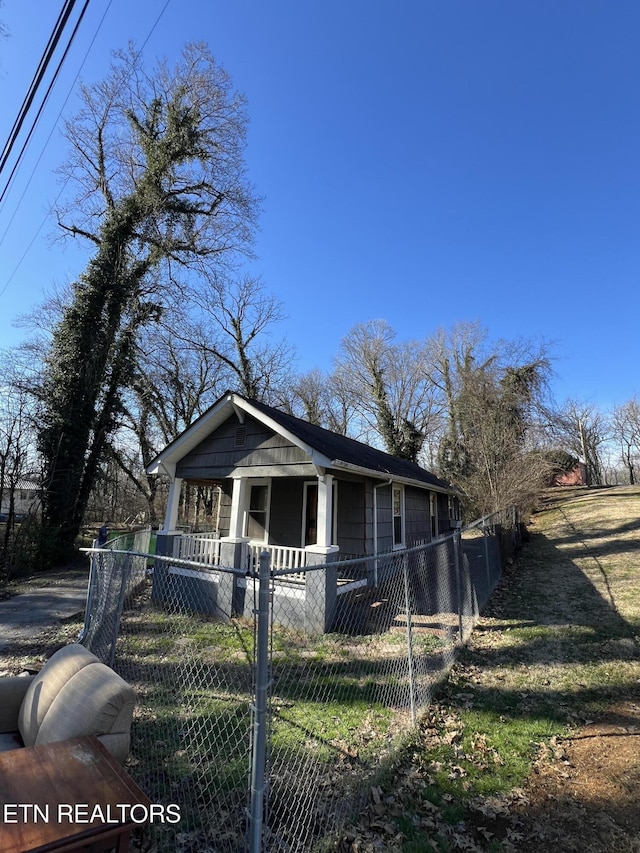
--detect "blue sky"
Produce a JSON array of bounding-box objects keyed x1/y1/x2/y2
[{"x1": 1, "y1": 0, "x2": 639, "y2": 411}]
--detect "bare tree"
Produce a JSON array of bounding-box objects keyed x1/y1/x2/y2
[
  {"x1": 282, "y1": 368, "x2": 356, "y2": 435},
  {"x1": 549, "y1": 400, "x2": 609, "y2": 486},
  {"x1": 334, "y1": 320, "x2": 441, "y2": 461},
  {"x1": 611, "y1": 398, "x2": 640, "y2": 485},
  {"x1": 441, "y1": 368, "x2": 553, "y2": 518},
  {"x1": 107, "y1": 272, "x2": 292, "y2": 522},
  {"x1": 427, "y1": 322, "x2": 554, "y2": 517},
  {"x1": 0, "y1": 354, "x2": 40, "y2": 577},
  {"x1": 187, "y1": 274, "x2": 294, "y2": 403},
  {"x1": 36, "y1": 43, "x2": 260, "y2": 558},
  {"x1": 114, "y1": 329, "x2": 227, "y2": 523}
]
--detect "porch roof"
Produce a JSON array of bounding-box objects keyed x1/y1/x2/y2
[{"x1": 147, "y1": 391, "x2": 453, "y2": 494}]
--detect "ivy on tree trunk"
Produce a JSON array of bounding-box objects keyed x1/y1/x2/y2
[{"x1": 37, "y1": 44, "x2": 258, "y2": 560}]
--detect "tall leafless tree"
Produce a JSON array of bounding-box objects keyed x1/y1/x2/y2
[
  {"x1": 186, "y1": 273, "x2": 294, "y2": 403},
  {"x1": 334, "y1": 320, "x2": 442, "y2": 461},
  {"x1": 426, "y1": 322, "x2": 554, "y2": 517},
  {"x1": 0, "y1": 354, "x2": 40, "y2": 576},
  {"x1": 548, "y1": 400, "x2": 609, "y2": 486},
  {"x1": 36, "y1": 43, "x2": 260, "y2": 558},
  {"x1": 611, "y1": 398, "x2": 640, "y2": 485},
  {"x1": 281, "y1": 368, "x2": 356, "y2": 436}
]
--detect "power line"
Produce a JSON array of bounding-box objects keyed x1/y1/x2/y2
[
  {"x1": 0, "y1": 0, "x2": 78, "y2": 182},
  {"x1": 0, "y1": 0, "x2": 116, "y2": 257},
  {"x1": 0, "y1": 0, "x2": 91, "y2": 208},
  {"x1": 0, "y1": 0, "x2": 174, "y2": 300}
]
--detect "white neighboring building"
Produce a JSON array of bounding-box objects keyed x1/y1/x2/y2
[{"x1": 0, "y1": 479, "x2": 41, "y2": 519}]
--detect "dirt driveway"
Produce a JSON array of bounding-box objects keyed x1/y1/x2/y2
[{"x1": 506, "y1": 698, "x2": 640, "y2": 852}]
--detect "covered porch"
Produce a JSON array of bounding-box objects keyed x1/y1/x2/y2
[
  {"x1": 153, "y1": 471, "x2": 340, "y2": 633},
  {"x1": 146, "y1": 392, "x2": 458, "y2": 633},
  {"x1": 158, "y1": 470, "x2": 339, "y2": 573}
]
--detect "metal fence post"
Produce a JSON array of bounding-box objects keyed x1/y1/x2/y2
[
  {"x1": 402, "y1": 554, "x2": 416, "y2": 725},
  {"x1": 249, "y1": 550, "x2": 271, "y2": 853},
  {"x1": 77, "y1": 551, "x2": 99, "y2": 647},
  {"x1": 483, "y1": 516, "x2": 492, "y2": 593},
  {"x1": 453, "y1": 531, "x2": 464, "y2": 643}
]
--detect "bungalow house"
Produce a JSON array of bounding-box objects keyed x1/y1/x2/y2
[{"x1": 147, "y1": 391, "x2": 459, "y2": 630}]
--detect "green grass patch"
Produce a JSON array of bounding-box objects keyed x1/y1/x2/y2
[{"x1": 271, "y1": 699, "x2": 394, "y2": 763}]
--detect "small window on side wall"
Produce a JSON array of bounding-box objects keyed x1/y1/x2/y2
[{"x1": 393, "y1": 485, "x2": 404, "y2": 547}]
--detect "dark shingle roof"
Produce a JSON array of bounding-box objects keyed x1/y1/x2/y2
[
  {"x1": 148, "y1": 391, "x2": 454, "y2": 493},
  {"x1": 245, "y1": 396, "x2": 451, "y2": 491}
]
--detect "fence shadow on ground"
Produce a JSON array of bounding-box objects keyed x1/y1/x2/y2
[
  {"x1": 432, "y1": 521, "x2": 640, "y2": 851},
  {"x1": 449, "y1": 528, "x2": 640, "y2": 729}
]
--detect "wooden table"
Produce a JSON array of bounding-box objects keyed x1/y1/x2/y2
[{"x1": 0, "y1": 736, "x2": 150, "y2": 852}]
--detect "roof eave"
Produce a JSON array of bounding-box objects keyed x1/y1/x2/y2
[{"x1": 330, "y1": 460, "x2": 452, "y2": 493}]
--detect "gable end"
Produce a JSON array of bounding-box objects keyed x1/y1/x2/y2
[{"x1": 175, "y1": 414, "x2": 313, "y2": 480}]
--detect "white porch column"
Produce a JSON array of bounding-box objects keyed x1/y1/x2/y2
[
  {"x1": 228, "y1": 477, "x2": 249, "y2": 539},
  {"x1": 221, "y1": 478, "x2": 250, "y2": 616},
  {"x1": 316, "y1": 473, "x2": 334, "y2": 548},
  {"x1": 163, "y1": 477, "x2": 183, "y2": 532}
]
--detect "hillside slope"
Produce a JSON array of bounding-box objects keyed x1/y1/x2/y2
[{"x1": 337, "y1": 486, "x2": 640, "y2": 852}]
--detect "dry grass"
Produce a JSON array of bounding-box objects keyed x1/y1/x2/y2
[{"x1": 334, "y1": 486, "x2": 640, "y2": 852}]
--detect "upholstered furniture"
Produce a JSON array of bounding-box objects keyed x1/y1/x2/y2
[{"x1": 0, "y1": 643, "x2": 135, "y2": 763}]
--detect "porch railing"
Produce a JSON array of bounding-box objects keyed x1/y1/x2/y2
[
  {"x1": 174, "y1": 535, "x2": 307, "y2": 577},
  {"x1": 175, "y1": 533, "x2": 223, "y2": 565},
  {"x1": 248, "y1": 543, "x2": 306, "y2": 578}
]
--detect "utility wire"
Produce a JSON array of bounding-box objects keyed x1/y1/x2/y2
[
  {"x1": 0, "y1": 0, "x2": 173, "y2": 300},
  {"x1": 0, "y1": 0, "x2": 115, "y2": 256},
  {"x1": 0, "y1": 0, "x2": 91, "y2": 209},
  {"x1": 0, "y1": 0, "x2": 77, "y2": 180}
]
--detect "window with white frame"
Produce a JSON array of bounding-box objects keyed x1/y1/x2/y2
[
  {"x1": 245, "y1": 480, "x2": 270, "y2": 542},
  {"x1": 393, "y1": 485, "x2": 405, "y2": 547}
]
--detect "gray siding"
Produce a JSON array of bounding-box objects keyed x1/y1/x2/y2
[
  {"x1": 405, "y1": 486, "x2": 431, "y2": 545},
  {"x1": 375, "y1": 483, "x2": 393, "y2": 554},
  {"x1": 335, "y1": 480, "x2": 367, "y2": 556},
  {"x1": 176, "y1": 415, "x2": 314, "y2": 480}
]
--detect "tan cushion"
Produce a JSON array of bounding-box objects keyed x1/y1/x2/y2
[
  {"x1": 35, "y1": 663, "x2": 135, "y2": 754},
  {"x1": 94, "y1": 731, "x2": 133, "y2": 765},
  {"x1": 18, "y1": 645, "x2": 98, "y2": 746}
]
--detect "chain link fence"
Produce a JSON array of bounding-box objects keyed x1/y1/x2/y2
[
  {"x1": 81, "y1": 514, "x2": 511, "y2": 852},
  {"x1": 79, "y1": 529, "x2": 152, "y2": 666}
]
